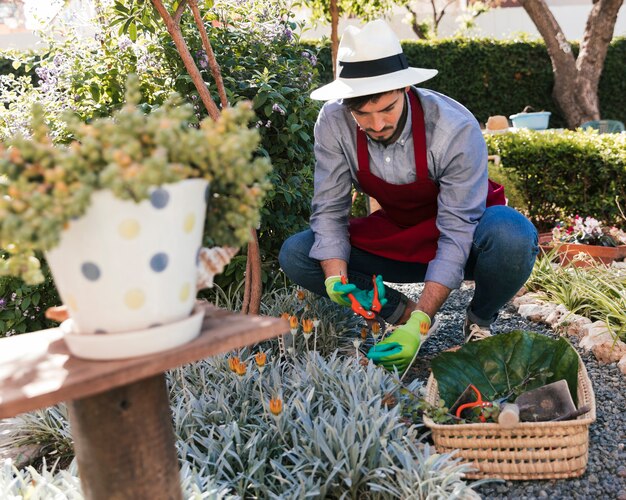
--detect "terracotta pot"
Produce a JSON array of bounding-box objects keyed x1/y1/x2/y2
[{"x1": 555, "y1": 243, "x2": 626, "y2": 267}]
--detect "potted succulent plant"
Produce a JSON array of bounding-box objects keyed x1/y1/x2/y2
[{"x1": 0, "y1": 76, "x2": 271, "y2": 358}]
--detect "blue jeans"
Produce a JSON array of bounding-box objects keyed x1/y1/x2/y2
[{"x1": 279, "y1": 206, "x2": 538, "y2": 326}]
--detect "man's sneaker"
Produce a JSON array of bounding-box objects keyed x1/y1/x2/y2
[{"x1": 464, "y1": 317, "x2": 492, "y2": 342}]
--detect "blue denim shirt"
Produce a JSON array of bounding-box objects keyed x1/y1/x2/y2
[{"x1": 309, "y1": 87, "x2": 488, "y2": 289}]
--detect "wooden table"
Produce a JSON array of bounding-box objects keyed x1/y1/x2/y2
[{"x1": 0, "y1": 302, "x2": 288, "y2": 499}]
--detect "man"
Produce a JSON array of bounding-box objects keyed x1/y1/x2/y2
[{"x1": 279, "y1": 20, "x2": 538, "y2": 375}]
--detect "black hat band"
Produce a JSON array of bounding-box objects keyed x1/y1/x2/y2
[{"x1": 338, "y1": 53, "x2": 408, "y2": 79}]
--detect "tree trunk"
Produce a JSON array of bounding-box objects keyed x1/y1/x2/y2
[
  {"x1": 518, "y1": 0, "x2": 623, "y2": 128},
  {"x1": 330, "y1": 0, "x2": 339, "y2": 78}
]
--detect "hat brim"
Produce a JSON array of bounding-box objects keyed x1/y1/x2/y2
[{"x1": 310, "y1": 67, "x2": 438, "y2": 101}]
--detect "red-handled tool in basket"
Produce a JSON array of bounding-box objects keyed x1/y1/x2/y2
[{"x1": 453, "y1": 384, "x2": 494, "y2": 423}]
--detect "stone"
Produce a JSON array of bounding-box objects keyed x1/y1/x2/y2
[
  {"x1": 560, "y1": 314, "x2": 593, "y2": 338},
  {"x1": 512, "y1": 292, "x2": 545, "y2": 308},
  {"x1": 579, "y1": 321, "x2": 612, "y2": 350},
  {"x1": 544, "y1": 304, "x2": 570, "y2": 327},
  {"x1": 592, "y1": 340, "x2": 626, "y2": 364},
  {"x1": 518, "y1": 303, "x2": 556, "y2": 323},
  {"x1": 618, "y1": 355, "x2": 626, "y2": 376}
]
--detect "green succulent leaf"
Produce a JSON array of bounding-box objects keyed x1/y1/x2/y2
[{"x1": 431, "y1": 330, "x2": 579, "y2": 407}]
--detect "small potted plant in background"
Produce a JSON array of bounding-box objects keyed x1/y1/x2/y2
[
  {"x1": 549, "y1": 215, "x2": 626, "y2": 266},
  {"x1": 0, "y1": 76, "x2": 271, "y2": 359}
]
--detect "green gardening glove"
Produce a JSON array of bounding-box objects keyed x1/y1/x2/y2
[
  {"x1": 325, "y1": 276, "x2": 373, "y2": 309},
  {"x1": 367, "y1": 310, "x2": 431, "y2": 374}
]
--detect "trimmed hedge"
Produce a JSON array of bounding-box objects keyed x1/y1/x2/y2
[
  {"x1": 306, "y1": 37, "x2": 626, "y2": 128},
  {"x1": 485, "y1": 130, "x2": 626, "y2": 230}
]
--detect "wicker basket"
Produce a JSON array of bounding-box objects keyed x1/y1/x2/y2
[{"x1": 423, "y1": 358, "x2": 596, "y2": 480}]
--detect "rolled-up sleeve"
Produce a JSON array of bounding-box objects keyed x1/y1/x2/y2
[
  {"x1": 425, "y1": 121, "x2": 488, "y2": 289},
  {"x1": 309, "y1": 106, "x2": 353, "y2": 262}
]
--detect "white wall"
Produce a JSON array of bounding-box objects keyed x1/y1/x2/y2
[{"x1": 296, "y1": 3, "x2": 626, "y2": 41}]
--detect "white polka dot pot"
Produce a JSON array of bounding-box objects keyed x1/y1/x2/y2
[{"x1": 45, "y1": 179, "x2": 209, "y2": 359}]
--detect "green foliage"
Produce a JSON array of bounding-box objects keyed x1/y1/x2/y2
[
  {"x1": 295, "y1": 0, "x2": 397, "y2": 23},
  {"x1": 306, "y1": 37, "x2": 626, "y2": 127},
  {"x1": 0, "y1": 258, "x2": 59, "y2": 337},
  {"x1": 527, "y1": 255, "x2": 626, "y2": 341},
  {"x1": 0, "y1": 79, "x2": 271, "y2": 284},
  {"x1": 485, "y1": 129, "x2": 626, "y2": 231},
  {"x1": 431, "y1": 330, "x2": 580, "y2": 408},
  {"x1": 108, "y1": 0, "x2": 323, "y2": 288}
]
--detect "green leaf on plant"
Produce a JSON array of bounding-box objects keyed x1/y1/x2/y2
[
  {"x1": 89, "y1": 83, "x2": 101, "y2": 102},
  {"x1": 431, "y1": 330, "x2": 579, "y2": 407},
  {"x1": 11, "y1": 60, "x2": 21, "y2": 70}
]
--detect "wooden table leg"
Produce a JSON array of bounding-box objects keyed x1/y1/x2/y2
[{"x1": 68, "y1": 374, "x2": 182, "y2": 500}]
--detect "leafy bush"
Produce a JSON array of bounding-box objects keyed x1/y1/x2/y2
[
  {"x1": 108, "y1": 0, "x2": 322, "y2": 288},
  {"x1": 485, "y1": 129, "x2": 626, "y2": 230},
  {"x1": 307, "y1": 37, "x2": 626, "y2": 128},
  {"x1": 0, "y1": 258, "x2": 59, "y2": 338}
]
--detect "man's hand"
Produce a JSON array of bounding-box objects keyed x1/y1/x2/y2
[
  {"x1": 367, "y1": 310, "x2": 431, "y2": 374},
  {"x1": 325, "y1": 276, "x2": 367, "y2": 308}
]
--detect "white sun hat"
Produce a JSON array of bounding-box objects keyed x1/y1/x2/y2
[{"x1": 310, "y1": 19, "x2": 438, "y2": 101}]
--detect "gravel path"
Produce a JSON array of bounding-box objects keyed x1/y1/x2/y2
[{"x1": 395, "y1": 282, "x2": 626, "y2": 500}]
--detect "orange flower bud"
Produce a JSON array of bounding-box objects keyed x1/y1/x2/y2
[
  {"x1": 289, "y1": 315, "x2": 298, "y2": 330},
  {"x1": 280, "y1": 312, "x2": 290, "y2": 320},
  {"x1": 371, "y1": 322, "x2": 381, "y2": 335},
  {"x1": 361, "y1": 327, "x2": 368, "y2": 341},
  {"x1": 228, "y1": 356, "x2": 241, "y2": 372},
  {"x1": 302, "y1": 318, "x2": 314, "y2": 334},
  {"x1": 255, "y1": 351, "x2": 267, "y2": 367},
  {"x1": 296, "y1": 289, "x2": 306, "y2": 301},
  {"x1": 234, "y1": 361, "x2": 247, "y2": 376},
  {"x1": 269, "y1": 397, "x2": 283, "y2": 416}
]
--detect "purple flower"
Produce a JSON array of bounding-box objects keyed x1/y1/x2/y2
[
  {"x1": 195, "y1": 50, "x2": 209, "y2": 69},
  {"x1": 118, "y1": 36, "x2": 133, "y2": 51},
  {"x1": 272, "y1": 103, "x2": 285, "y2": 116},
  {"x1": 283, "y1": 28, "x2": 293, "y2": 41},
  {"x1": 0, "y1": 298, "x2": 6, "y2": 311}
]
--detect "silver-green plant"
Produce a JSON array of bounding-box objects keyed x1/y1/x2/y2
[
  {"x1": 3, "y1": 352, "x2": 484, "y2": 498},
  {"x1": 0, "y1": 76, "x2": 271, "y2": 285}
]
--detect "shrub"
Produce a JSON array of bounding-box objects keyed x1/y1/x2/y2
[
  {"x1": 306, "y1": 37, "x2": 626, "y2": 128},
  {"x1": 485, "y1": 129, "x2": 626, "y2": 230}
]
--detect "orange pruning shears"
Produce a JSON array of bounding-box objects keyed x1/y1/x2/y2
[
  {"x1": 341, "y1": 275, "x2": 385, "y2": 333},
  {"x1": 454, "y1": 384, "x2": 494, "y2": 423}
]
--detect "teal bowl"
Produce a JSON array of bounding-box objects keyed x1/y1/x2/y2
[{"x1": 509, "y1": 111, "x2": 551, "y2": 130}]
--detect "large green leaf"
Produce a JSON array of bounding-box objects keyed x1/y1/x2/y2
[{"x1": 431, "y1": 331, "x2": 579, "y2": 407}]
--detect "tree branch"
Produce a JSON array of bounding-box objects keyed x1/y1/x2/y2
[
  {"x1": 188, "y1": 0, "x2": 229, "y2": 110},
  {"x1": 577, "y1": 0, "x2": 624, "y2": 83},
  {"x1": 330, "y1": 0, "x2": 339, "y2": 78},
  {"x1": 173, "y1": 0, "x2": 187, "y2": 24},
  {"x1": 518, "y1": 0, "x2": 576, "y2": 71},
  {"x1": 150, "y1": 0, "x2": 221, "y2": 121}
]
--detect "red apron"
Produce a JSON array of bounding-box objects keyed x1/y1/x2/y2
[{"x1": 349, "y1": 90, "x2": 505, "y2": 263}]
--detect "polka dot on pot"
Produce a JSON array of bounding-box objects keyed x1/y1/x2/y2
[
  {"x1": 179, "y1": 283, "x2": 191, "y2": 302},
  {"x1": 118, "y1": 219, "x2": 140, "y2": 239},
  {"x1": 183, "y1": 213, "x2": 196, "y2": 233},
  {"x1": 67, "y1": 295, "x2": 78, "y2": 312},
  {"x1": 125, "y1": 289, "x2": 145, "y2": 310},
  {"x1": 150, "y1": 188, "x2": 170, "y2": 209},
  {"x1": 150, "y1": 252, "x2": 169, "y2": 272},
  {"x1": 81, "y1": 262, "x2": 101, "y2": 281}
]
